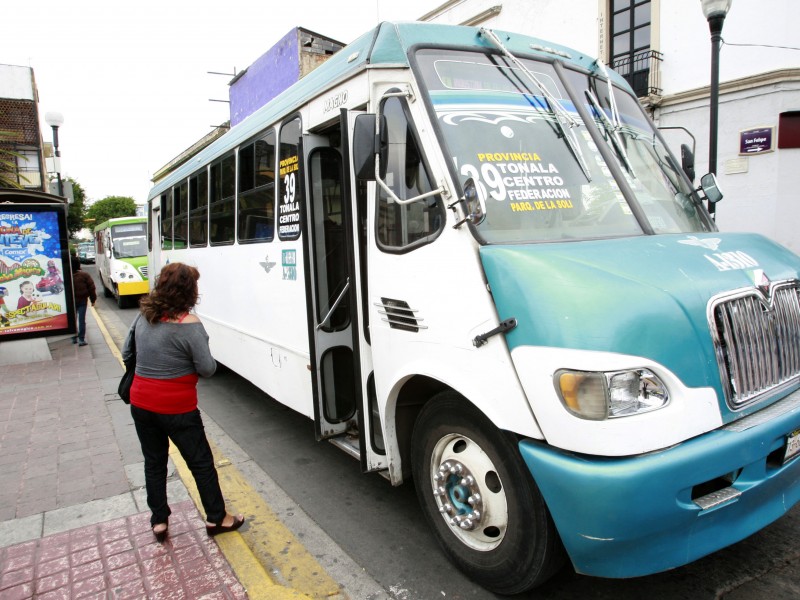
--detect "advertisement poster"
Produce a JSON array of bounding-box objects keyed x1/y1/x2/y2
[{"x1": 0, "y1": 205, "x2": 75, "y2": 340}]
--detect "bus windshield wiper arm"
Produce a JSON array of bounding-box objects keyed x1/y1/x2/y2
[
  {"x1": 585, "y1": 89, "x2": 636, "y2": 177},
  {"x1": 480, "y1": 28, "x2": 592, "y2": 183},
  {"x1": 586, "y1": 58, "x2": 636, "y2": 177}
]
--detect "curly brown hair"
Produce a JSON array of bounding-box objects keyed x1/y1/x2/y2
[{"x1": 139, "y1": 262, "x2": 200, "y2": 324}]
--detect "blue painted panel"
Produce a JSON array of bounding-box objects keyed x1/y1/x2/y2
[
  {"x1": 230, "y1": 29, "x2": 301, "y2": 127},
  {"x1": 480, "y1": 233, "x2": 800, "y2": 407},
  {"x1": 518, "y1": 392, "x2": 800, "y2": 577}
]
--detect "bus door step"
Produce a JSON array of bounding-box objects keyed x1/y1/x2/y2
[{"x1": 328, "y1": 436, "x2": 391, "y2": 480}]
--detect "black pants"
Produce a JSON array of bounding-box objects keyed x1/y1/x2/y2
[{"x1": 131, "y1": 406, "x2": 226, "y2": 526}]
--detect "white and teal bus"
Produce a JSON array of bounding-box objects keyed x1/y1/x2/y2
[
  {"x1": 146, "y1": 22, "x2": 800, "y2": 593},
  {"x1": 94, "y1": 216, "x2": 149, "y2": 308}
]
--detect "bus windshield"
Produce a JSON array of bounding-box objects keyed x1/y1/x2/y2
[
  {"x1": 415, "y1": 48, "x2": 712, "y2": 243},
  {"x1": 110, "y1": 223, "x2": 147, "y2": 258}
]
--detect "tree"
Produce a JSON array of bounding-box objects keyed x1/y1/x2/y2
[
  {"x1": 65, "y1": 177, "x2": 88, "y2": 237},
  {"x1": 85, "y1": 196, "x2": 137, "y2": 225}
]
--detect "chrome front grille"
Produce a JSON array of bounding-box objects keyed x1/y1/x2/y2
[
  {"x1": 139, "y1": 266, "x2": 148, "y2": 278},
  {"x1": 709, "y1": 280, "x2": 800, "y2": 409}
]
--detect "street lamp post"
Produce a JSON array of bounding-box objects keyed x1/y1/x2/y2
[
  {"x1": 44, "y1": 111, "x2": 64, "y2": 197},
  {"x1": 700, "y1": 0, "x2": 731, "y2": 218}
]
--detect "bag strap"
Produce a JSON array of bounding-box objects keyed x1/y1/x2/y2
[{"x1": 129, "y1": 314, "x2": 141, "y2": 355}]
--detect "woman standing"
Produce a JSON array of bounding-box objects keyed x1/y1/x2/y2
[{"x1": 123, "y1": 262, "x2": 244, "y2": 542}]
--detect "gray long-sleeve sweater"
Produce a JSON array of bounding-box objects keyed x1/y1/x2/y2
[{"x1": 122, "y1": 316, "x2": 217, "y2": 379}]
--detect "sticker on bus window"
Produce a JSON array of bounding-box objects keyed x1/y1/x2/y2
[
  {"x1": 279, "y1": 155, "x2": 301, "y2": 238},
  {"x1": 282, "y1": 249, "x2": 297, "y2": 281},
  {"x1": 460, "y1": 150, "x2": 575, "y2": 212}
]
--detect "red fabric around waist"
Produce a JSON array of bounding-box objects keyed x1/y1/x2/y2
[{"x1": 130, "y1": 373, "x2": 199, "y2": 414}]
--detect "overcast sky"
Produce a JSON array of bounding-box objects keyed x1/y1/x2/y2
[{"x1": 5, "y1": 0, "x2": 437, "y2": 204}]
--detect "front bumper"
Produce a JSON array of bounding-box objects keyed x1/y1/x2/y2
[
  {"x1": 117, "y1": 280, "x2": 149, "y2": 296},
  {"x1": 519, "y1": 387, "x2": 800, "y2": 578}
]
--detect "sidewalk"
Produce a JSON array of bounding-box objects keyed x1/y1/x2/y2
[
  {"x1": 0, "y1": 315, "x2": 247, "y2": 599},
  {"x1": 0, "y1": 310, "x2": 388, "y2": 600}
]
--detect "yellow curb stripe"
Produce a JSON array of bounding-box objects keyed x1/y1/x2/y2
[
  {"x1": 91, "y1": 305, "x2": 125, "y2": 367},
  {"x1": 96, "y1": 307, "x2": 343, "y2": 599},
  {"x1": 169, "y1": 443, "x2": 291, "y2": 599},
  {"x1": 170, "y1": 440, "x2": 343, "y2": 599}
]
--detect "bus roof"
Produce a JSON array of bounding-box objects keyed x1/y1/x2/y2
[
  {"x1": 93, "y1": 215, "x2": 147, "y2": 233},
  {"x1": 147, "y1": 21, "x2": 615, "y2": 201}
]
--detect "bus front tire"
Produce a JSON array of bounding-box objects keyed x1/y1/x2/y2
[{"x1": 410, "y1": 392, "x2": 565, "y2": 595}]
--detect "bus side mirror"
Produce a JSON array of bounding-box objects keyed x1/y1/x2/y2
[
  {"x1": 681, "y1": 143, "x2": 695, "y2": 183},
  {"x1": 700, "y1": 172, "x2": 723, "y2": 204},
  {"x1": 353, "y1": 113, "x2": 388, "y2": 180},
  {"x1": 452, "y1": 178, "x2": 486, "y2": 228}
]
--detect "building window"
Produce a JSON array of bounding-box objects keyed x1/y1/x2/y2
[
  {"x1": 778, "y1": 112, "x2": 800, "y2": 149},
  {"x1": 12, "y1": 148, "x2": 42, "y2": 189},
  {"x1": 610, "y1": 0, "x2": 661, "y2": 97}
]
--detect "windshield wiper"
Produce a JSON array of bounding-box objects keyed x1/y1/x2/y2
[
  {"x1": 585, "y1": 88, "x2": 636, "y2": 177},
  {"x1": 588, "y1": 60, "x2": 636, "y2": 177},
  {"x1": 479, "y1": 28, "x2": 591, "y2": 183}
]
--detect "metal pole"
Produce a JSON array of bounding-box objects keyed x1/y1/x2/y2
[
  {"x1": 707, "y1": 13, "x2": 725, "y2": 217},
  {"x1": 51, "y1": 124, "x2": 63, "y2": 197},
  {"x1": 51, "y1": 125, "x2": 63, "y2": 197}
]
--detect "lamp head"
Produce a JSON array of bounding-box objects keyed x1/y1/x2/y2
[
  {"x1": 45, "y1": 112, "x2": 64, "y2": 128},
  {"x1": 700, "y1": 0, "x2": 732, "y2": 20}
]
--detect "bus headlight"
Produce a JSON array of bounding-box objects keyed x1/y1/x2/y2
[
  {"x1": 555, "y1": 368, "x2": 669, "y2": 420},
  {"x1": 115, "y1": 263, "x2": 136, "y2": 279}
]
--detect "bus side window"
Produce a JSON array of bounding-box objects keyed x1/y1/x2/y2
[
  {"x1": 278, "y1": 118, "x2": 303, "y2": 241},
  {"x1": 376, "y1": 96, "x2": 444, "y2": 252},
  {"x1": 161, "y1": 191, "x2": 173, "y2": 250},
  {"x1": 238, "y1": 130, "x2": 275, "y2": 243},
  {"x1": 189, "y1": 168, "x2": 209, "y2": 247},
  {"x1": 174, "y1": 181, "x2": 188, "y2": 249},
  {"x1": 210, "y1": 153, "x2": 236, "y2": 245}
]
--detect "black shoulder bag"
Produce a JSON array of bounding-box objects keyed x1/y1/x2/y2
[{"x1": 118, "y1": 315, "x2": 140, "y2": 404}]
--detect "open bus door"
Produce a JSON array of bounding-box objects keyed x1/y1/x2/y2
[{"x1": 303, "y1": 110, "x2": 387, "y2": 474}]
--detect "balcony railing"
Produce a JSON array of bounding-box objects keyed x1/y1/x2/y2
[{"x1": 612, "y1": 49, "x2": 663, "y2": 97}]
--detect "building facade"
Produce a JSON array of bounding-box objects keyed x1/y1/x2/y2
[
  {"x1": 420, "y1": 0, "x2": 800, "y2": 253},
  {"x1": 0, "y1": 64, "x2": 48, "y2": 192},
  {"x1": 152, "y1": 28, "x2": 344, "y2": 186}
]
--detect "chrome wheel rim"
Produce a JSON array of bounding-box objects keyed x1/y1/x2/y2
[{"x1": 430, "y1": 433, "x2": 508, "y2": 551}]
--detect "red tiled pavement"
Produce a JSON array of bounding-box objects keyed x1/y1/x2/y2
[{"x1": 0, "y1": 500, "x2": 247, "y2": 600}]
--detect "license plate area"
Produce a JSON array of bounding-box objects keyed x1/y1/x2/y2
[{"x1": 783, "y1": 429, "x2": 800, "y2": 464}]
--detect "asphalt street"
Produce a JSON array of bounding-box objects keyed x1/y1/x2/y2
[{"x1": 93, "y1": 260, "x2": 800, "y2": 600}]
